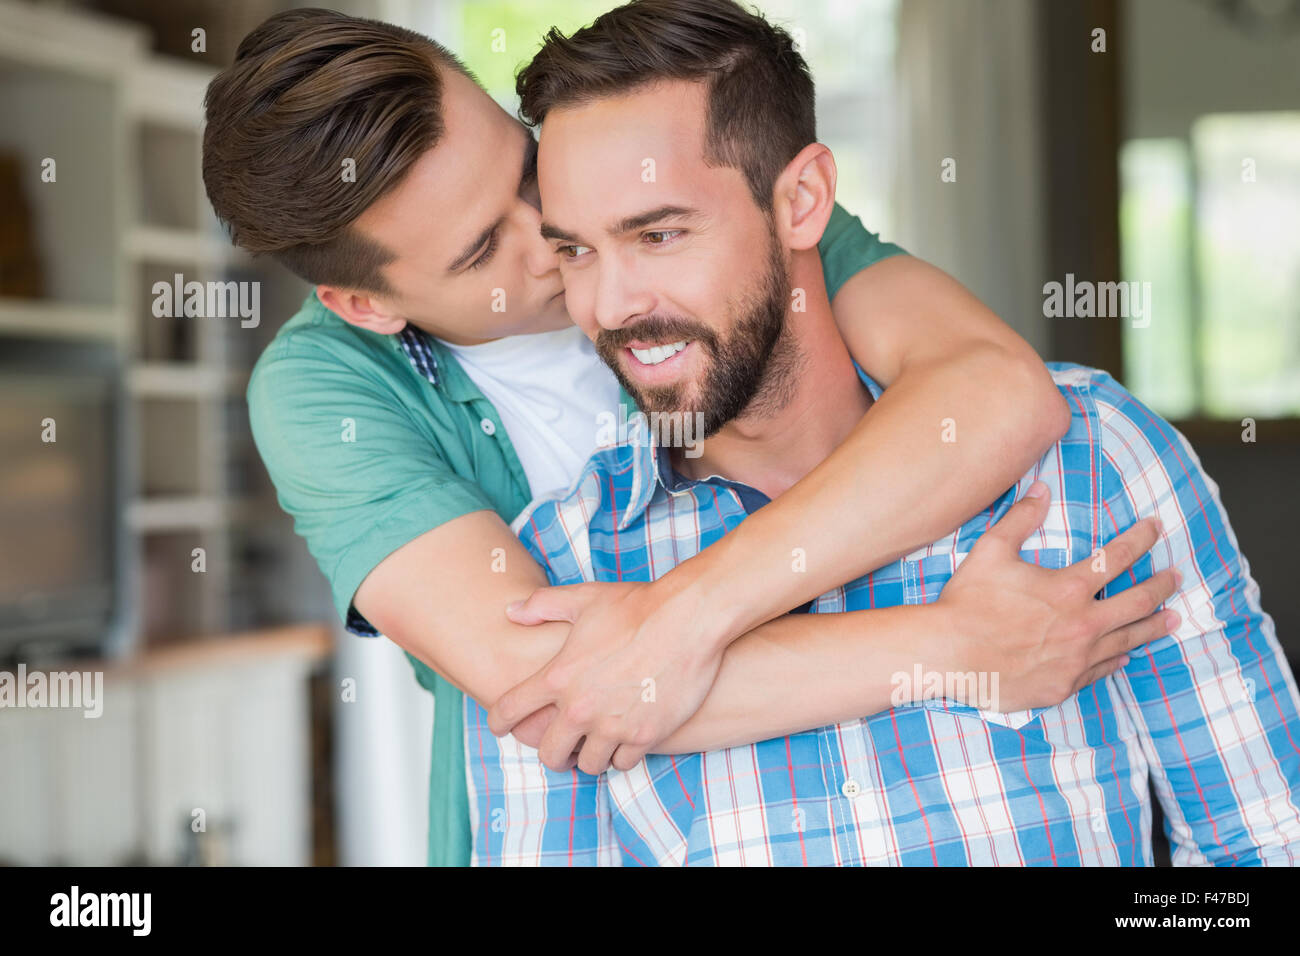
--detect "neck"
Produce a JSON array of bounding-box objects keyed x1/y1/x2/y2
[{"x1": 672, "y1": 249, "x2": 872, "y2": 499}]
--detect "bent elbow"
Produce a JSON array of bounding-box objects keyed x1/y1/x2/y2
[{"x1": 1002, "y1": 345, "x2": 1069, "y2": 445}]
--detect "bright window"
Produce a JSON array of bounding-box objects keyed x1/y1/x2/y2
[
  {"x1": 446, "y1": 0, "x2": 900, "y2": 239},
  {"x1": 1122, "y1": 113, "x2": 1300, "y2": 419}
]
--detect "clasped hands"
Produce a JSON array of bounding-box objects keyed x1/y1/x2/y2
[{"x1": 486, "y1": 485, "x2": 1180, "y2": 775}]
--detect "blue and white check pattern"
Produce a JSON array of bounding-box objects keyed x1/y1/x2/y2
[{"x1": 464, "y1": 362, "x2": 1300, "y2": 866}]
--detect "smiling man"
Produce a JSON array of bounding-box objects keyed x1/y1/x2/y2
[
  {"x1": 470, "y1": 0, "x2": 1300, "y2": 866},
  {"x1": 205, "y1": 7, "x2": 1184, "y2": 867}
]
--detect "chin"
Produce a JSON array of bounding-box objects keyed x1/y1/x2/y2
[
  {"x1": 627, "y1": 377, "x2": 700, "y2": 418},
  {"x1": 497, "y1": 300, "x2": 572, "y2": 337}
]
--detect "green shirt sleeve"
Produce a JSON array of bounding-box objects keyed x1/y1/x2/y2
[
  {"x1": 817, "y1": 202, "x2": 908, "y2": 301},
  {"x1": 247, "y1": 328, "x2": 494, "y2": 626}
]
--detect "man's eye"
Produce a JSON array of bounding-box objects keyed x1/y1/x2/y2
[
  {"x1": 643, "y1": 230, "x2": 683, "y2": 245},
  {"x1": 468, "y1": 230, "x2": 500, "y2": 271},
  {"x1": 557, "y1": 244, "x2": 591, "y2": 260}
]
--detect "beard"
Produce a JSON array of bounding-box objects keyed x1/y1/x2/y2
[{"x1": 594, "y1": 224, "x2": 803, "y2": 440}]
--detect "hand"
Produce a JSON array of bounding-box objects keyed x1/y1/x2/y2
[
  {"x1": 488, "y1": 580, "x2": 723, "y2": 775},
  {"x1": 936, "y1": 480, "x2": 1180, "y2": 712}
]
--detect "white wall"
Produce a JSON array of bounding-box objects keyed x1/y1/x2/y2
[
  {"x1": 891, "y1": 0, "x2": 1049, "y2": 354},
  {"x1": 331, "y1": 629, "x2": 434, "y2": 866}
]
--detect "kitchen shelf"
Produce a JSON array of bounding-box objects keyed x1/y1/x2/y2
[{"x1": 0, "y1": 298, "x2": 122, "y2": 341}]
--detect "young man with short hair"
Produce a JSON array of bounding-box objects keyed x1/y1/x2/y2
[{"x1": 204, "y1": 7, "x2": 1178, "y2": 866}]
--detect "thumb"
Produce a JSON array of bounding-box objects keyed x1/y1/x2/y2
[
  {"x1": 505, "y1": 584, "x2": 590, "y2": 625},
  {"x1": 981, "y1": 480, "x2": 1050, "y2": 553}
]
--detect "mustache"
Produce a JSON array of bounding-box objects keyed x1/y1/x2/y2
[{"x1": 597, "y1": 315, "x2": 719, "y2": 353}]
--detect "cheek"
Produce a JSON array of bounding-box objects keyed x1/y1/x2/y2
[
  {"x1": 438, "y1": 273, "x2": 508, "y2": 322},
  {"x1": 644, "y1": 255, "x2": 721, "y2": 320},
  {"x1": 456, "y1": 277, "x2": 492, "y2": 313},
  {"x1": 473, "y1": 257, "x2": 530, "y2": 312}
]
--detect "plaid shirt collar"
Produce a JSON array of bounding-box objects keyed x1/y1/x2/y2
[
  {"x1": 392, "y1": 323, "x2": 489, "y2": 406},
  {"x1": 617, "y1": 428, "x2": 711, "y2": 532},
  {"x1": 617, "y1": 362, "x2": 883, "y2": 532},
  {"x1": 396, "y1": 324, "x2": 440, "y2": 386}
]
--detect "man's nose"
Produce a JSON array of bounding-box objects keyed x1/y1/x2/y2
[{"x1": 592, "y1": 253, "x2": 654, "y2": 332}]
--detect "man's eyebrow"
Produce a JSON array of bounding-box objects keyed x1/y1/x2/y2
[
  {"x1": 540, "y1": 205, "x2": 699, "y2": 245},
  {"x1": 612, "y1": 205, "x2": 699, "y2": 235},
  {"x1": 447, "y1": 216, "x2": 503, "y2": 273},
  {"x1": 540, "y1": 221, "x2": 579, "y2": 243}
]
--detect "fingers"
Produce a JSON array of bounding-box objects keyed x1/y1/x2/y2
[
  {"x1": 504, "y1": 591, "x2": 559, "y2": 626},
  {"x1": 611, "y1": 743, "x2": 648, "y2": 773},
  {"x1": 1091, "y1": 605, "x2": 1181, "y2": 665},
  {"x1": 576, "y1": 735, "x2": 618, "y2": 776},
  {"x1": 978, "y1": 481, "x2": 1050, "y2": 553},
  {"x1": 504, "y1": 583, "x2": 593, "y2": 626},
  {"x1": 1076, "y1": 516, "x2": 1162, "y2": 589},
  {"x1": 1092, "y1": 567, "x2": 1181, "y2": 636},
  {"x1": 508, "y1": 705, "x2": 557, "y2": 750},
  {"x1": 1072, "y1": 652, "x2": 1132, "y2": 693},
  {"x1": 538, "y1": 719, "x2": 585, "y2": 772},
  {"x1": 488, "y1": 672, "x2": 554, "y2": 735}
]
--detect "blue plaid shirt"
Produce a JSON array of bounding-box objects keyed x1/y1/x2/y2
[{"x1": 465, "y1": 362, "x2": 1300, "y2": 866}]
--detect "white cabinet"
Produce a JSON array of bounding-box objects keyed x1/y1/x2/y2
[{"x1": 0, "y1": 626, "x2": 328, "y2": 866}]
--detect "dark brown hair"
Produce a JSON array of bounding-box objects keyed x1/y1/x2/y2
[
  {"x1": 202, "y1": 8, "x2": 469, "y2": 292},
  {"x1": 516, "y1": 0, "x2": 815, "y2": 211}
]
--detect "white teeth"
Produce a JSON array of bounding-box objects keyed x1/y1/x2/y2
[{"x1": 630, "y1": 340, "x2": 688, "y2": 366}]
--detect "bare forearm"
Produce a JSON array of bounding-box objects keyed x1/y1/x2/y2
[
  {"x1": 353, "y1": 512, "x2": 571, "y2": 707},
  {"x1": 652, "y1": 342, "x2": 1065, "y2": 644},
  {"x1": 363, "y1": 590, "x2": 568, "y2": 708},
  {"x1": 655, "y1": 602, "x2": 956, "y2": 753}
]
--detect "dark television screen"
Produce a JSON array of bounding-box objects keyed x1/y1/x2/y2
[{"x1": 0, "y1": 344, "x2": 118, "y2": 656}]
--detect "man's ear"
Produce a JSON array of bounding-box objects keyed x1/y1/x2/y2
[
  {"x1": 316, "y1": 285, "x2": 407, "y2": 335},
  {"x1": 772, "y1": 143, "x2": 837, "y2": 252}
]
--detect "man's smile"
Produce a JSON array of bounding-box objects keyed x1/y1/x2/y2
[{"x1": 623, "y1": 339, "x2": 697, "y2": 383}]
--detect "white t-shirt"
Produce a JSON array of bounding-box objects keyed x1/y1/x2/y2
[{"x1": 438, "y1": 325, "x2": 623, "y2": 498}]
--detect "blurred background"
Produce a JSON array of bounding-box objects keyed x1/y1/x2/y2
[{"x1": 0, "y1": 0, "x2": 1295, "y2": 866}]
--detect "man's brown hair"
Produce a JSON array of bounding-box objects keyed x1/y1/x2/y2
[
  {"x1": 516, "y1": 0, "x2": 816, "y2": 212},
  {"x1": 202, "y1": 8, "x2": 470, "y2": 292}
]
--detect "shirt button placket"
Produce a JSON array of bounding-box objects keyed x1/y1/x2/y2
[
  {"x1": 839, "y1": 726, "x2": 881, "y2": 866},
  {"x1": 814, "y1": 727, "x2": 860, "y2": 866},
  {"x1": 479, "y1": 417, "x2": 496, "y2": 436}
]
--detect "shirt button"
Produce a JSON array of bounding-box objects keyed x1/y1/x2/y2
[
  {"x1": 841, "y1": 780, "x2": 861, "y2": 798},
  {"x1": 479, "y1": 417, "x2": 496, "y2": 436}
]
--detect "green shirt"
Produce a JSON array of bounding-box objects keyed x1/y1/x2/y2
[{"x1": 246, "y1": 203, "x2": 905, "y2": 866}]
